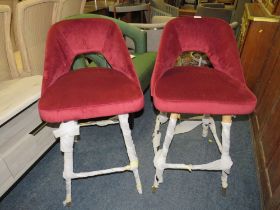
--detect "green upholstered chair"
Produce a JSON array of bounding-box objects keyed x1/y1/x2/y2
[{"x1": 66, "y1": 14, "x2": 156, "y2": 92}]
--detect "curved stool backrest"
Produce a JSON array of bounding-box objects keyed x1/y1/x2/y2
[
  {"x1": 151, "y1": 16, "x2": 244, "y2": 95},
  {"x1": 42, "y1": 18, "x2": 139, "y2": 95},
  {"x1": 66, "y1": 14, "x2": 147, "y2": 53}
]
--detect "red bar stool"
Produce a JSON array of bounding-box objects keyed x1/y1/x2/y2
[
  {"x1": 39, "y1": 18, "x2": 144, "y2": 206},
  {"x1": 150, "y1": 17, "x2": 256, "y2": 192}
]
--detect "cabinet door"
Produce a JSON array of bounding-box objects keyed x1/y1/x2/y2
[
  {"x1": 240, "y1": 21, "x2": 278, "y2": 91},
  {"x1": 256, "y1": 59, "x2": 280, "y2": 164},
  {"x1": 252, "y1": 26, "x2": 280, "y2": 209}
]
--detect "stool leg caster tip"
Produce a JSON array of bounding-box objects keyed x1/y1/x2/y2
[
  {"x1": 137, "y1": 184, "x2": 143, "y2": 194},
  {"x1": 63, "y1": 201, "x2": 72, "y2": 207},
  {"x1": 221, "y1": 187, "x2": 227, "y2": 196},
  {"x1": 152, "y1": 186, "x2": 158, "y2": 193},
  {"x1": 63, "y1": 195, "x2": 72, "y2": 207}
]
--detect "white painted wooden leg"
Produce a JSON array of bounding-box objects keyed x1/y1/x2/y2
[
  {"x1": 53, "y1": 121, "x2": 80, "y2": 206},
  {"x1": 202, "y1": 115, "x2": 210, "y2": 138},
  {"x1": 208, "y1": 118, "x2": 222, "y2": 152},
  {"x1": 119, "y1": 114, "x2": 142, "y2": 194},
  {"x1": 152, "y1": 113, "x2": 169, "y2": 154},
  {"x1": 221, "y1": 169, "x2": 231, "y2": 189},
  {"x1": 221, "y1": 116, "x2": 233, "y2": 190},
  {"x1": 153, "y1": 113, "x2": 178, "y2": 190},
  {"x1": 152, "y1": 168, "x2": 163, "y2": 191},
  {"x1": 152, "y1": 115, "x2": 162, "y2": 154}
]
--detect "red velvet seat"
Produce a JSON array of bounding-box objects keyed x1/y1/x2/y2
[
  {"x1": 38, "y1": 19, "x2": 144, "y2": 206},
  {"x1": 39, "y1": 68, "x2": 143, "y2": 123},
  {"x1": 150, "y1": 17, "x2": 257, "y2": 192},
  {"x1": 154, "y1": 66, "x2": 256, "y2": 115}
]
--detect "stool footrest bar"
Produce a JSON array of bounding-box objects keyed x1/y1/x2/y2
[{"x1": 73, "y1": 165, "x2": 131, "y2": 179}]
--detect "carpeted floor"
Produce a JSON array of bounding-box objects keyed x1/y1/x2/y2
[{"x1": 0, "y1": 92, "x2": 261, "y2": 210}]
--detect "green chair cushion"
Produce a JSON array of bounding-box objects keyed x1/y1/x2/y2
[
  {"x1": 87, "y1": 52, "x2": 156, "y2": 91},
  {"x1": 133, "y1": 52, "x2": 156, "y2": 91}
]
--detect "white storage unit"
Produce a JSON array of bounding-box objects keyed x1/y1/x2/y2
[{"x1": 0, "y1": 76, "x2": 56, "y2": 196}]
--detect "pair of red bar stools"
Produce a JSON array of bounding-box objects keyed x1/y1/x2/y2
[{"x1": 39, "y1": 17, "x2": 256, "y2": 206}]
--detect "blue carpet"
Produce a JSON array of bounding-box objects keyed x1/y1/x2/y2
[{"x1": 0, "y1": 92, "x2": 261, "y2": 210}]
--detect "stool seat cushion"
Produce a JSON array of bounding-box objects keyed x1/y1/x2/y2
[
  {"x1": 39, "y1": 68, "x2": 144, "y2": 122},
  {"x1": 153, "y1": 66, "x2": 256, "y2": 115}
]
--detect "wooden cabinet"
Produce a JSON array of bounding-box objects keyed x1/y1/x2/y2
[
  {"x1": 239, "y1": 2, "x2": 280, "y2": 209},
  {"x1": 238, "y1": 3, "x2": 279, "y2": 90}
]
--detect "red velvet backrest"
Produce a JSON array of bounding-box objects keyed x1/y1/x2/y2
[
  {"x1": 151, "y1": 16, "x2": 246, "y2": 95},
  {"x1": 41, "y1": 18, "x2": 139, "y2": 95}
]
